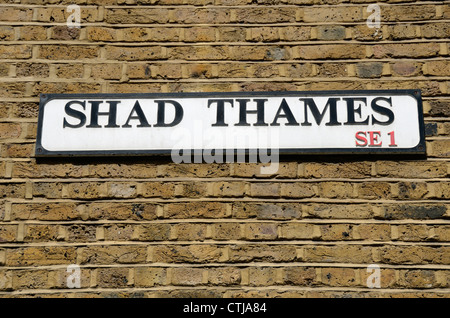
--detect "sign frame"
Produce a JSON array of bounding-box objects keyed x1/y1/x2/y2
[{"x1": 35, "y1": 89, "x2": 426, "y2": 157}]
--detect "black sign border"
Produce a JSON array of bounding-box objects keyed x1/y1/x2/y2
[{"x1": 35, "y1": 89, "x2": 426, "y2": 157}]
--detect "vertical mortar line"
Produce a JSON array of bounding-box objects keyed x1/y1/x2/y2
[
  {"x1": 0, "y1": 249, "x2": 6, "y2": 266},
  {"x1": 146, "y1": 246, "x2": 154, "y2": 263},
  {"x1": 5, "y1": 161, "x2": 13, "y2": 179},
  {"x1": 315, "y1": 267, "x2": 322, "y2": 284},
  {"x1": 166, "y1": 267, "x2": 173, "y2": 286},
  {"x1": 347, "y1": 64, "x2": 356, "y2": 77},
  {"x1": 96, "y1": 226, "x2": 105, "y2": 241},
  {"x1": 202, "y1": 269, "x2": 209, "y2": 285},
  {"x1": 3, "y1": 201, "x2": 12, "y2": 222},
  {"x1": 25, "y1": 180, "x2": 33, "y2": 199},
  {"x1": 16, "y1": 222, "x2": 25, "y2": 242},
  {"x1": 90, "y1": 268, "x2": 98, "y2": 288},
  {"x1": 128, "y1": 268, "x2": 135, "y2": 287}
]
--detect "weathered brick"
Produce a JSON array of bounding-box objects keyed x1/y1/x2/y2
[
  {"x1": 279, "y1": 223, "x2": 316, "y2": 240},
  {"x1": 0, "y1": 123, "x2": 21, "y2": 139},
  {"x1": 380, "y1": 204, "x2": 447, "y2": 220},
  {"x1": 106, "y1": 46, "x2": 165, "y2": 61},
  {"x1": 211, "y1": 223, "x2": 242, "y2": 240},
  {"x1": 302, "y1": 162, "x2": 372, "y2": 179},
  {"x1": 153, "y1": 245, "x2": 225, "y2": 263},
  {"x1": 175, "y1": 223, "x2": 207, "y2": 241},
  {"x1": 250, "y1": 182, "x2": 280, "y2": 197},
  {"x1": 376, "y1": 161, "x2": 448, "y2": 178},
  {"x1": 11, "y1": 270, "x2": 48, "y2": 290},
  {"x1": 171, "y1": 267, "x2": 204, "y2": 286},
  {"x1": 0, "y1": 7, "x2": 33, "y2": 21},
  {"x1": 283, "y1": 267, "x2": 317, "y2": 286},
  {"x1": 11, "y1": 202, "x2": 85, "y2": 221},
  {"x1": 106, "y1": 8, "x2": 170, "y2": 24},
  {"x1": 134, "y1": 224, "x2": 171, "y2": 241},
  {"x1": 296, "y1": 44, "x2": 366, "y2": 60},
  {"x1": 321, "y1": 267, "x2": 358, "y2": 287},
  {"x1": 35, "y1": 7, "x2": 100, "y2": 23},
  {"x1": 303, "y1": 6, "x2": 363, "y2": 22},
  {"x1": 86, "y1": 27, "x2": 118, "y2": 42},
  {"x1": 356, "y1": 62, "x2": 383, "y2": 78},
  {"x1": 97, "y1": 268, "x2": 129, "y2": 288},
  {"x1": 245, "y1": 223, "x2": 278, "y2": 240},
  {"x1": 23, "y1": 224, "x2": 59, "y2": 242},
  {"x1": 78, "y1": 245, "x2": 147, "y2": 264},
  {"x1": 0, "y1": 183, "x2": 26, "y2": 199},
  {"x1": 0, "y1": 26, "x2": 15, "y2": 40},
  {"x1": 390, "y1": 61, "x2": 422, "y2": 77},
  {"x1": 50, "y1": 26, "x2": 80, "y2": 40},
  {"x1": 17, "y1": 26, "x2": 46, "y2": 41},
  {"x1": 55, "y1": 64, "x2": 84, "y2": 78},
  {"x1": 208, "y1": 267, "x2": 241, "y2": 286},
  {"x1": 233, "y1": 202, "x2": 302, "y2": 220},
  {"x1": 357, "y1": 182, "x2": 391, "y2": 199},
  {"x1": 16, "y1": 63, "x2": 49, "y2": 78},
  {"x1": 423, "y1": 60, "x2": 450, "y2": 76},
  {"x1": 134, "y1": 267, "x2": 167, "y2": 287},
  {"x1": 372, "y1": 43, "x2": 440, "y2": 58},
  {"x1": 6, "y1": 246, "x2": 77, "y2": 266},
  {"x1": 280, "y1": 183, "x2": 316, "y2": 198},
  {"x1": 315, "y1": 63, "x2": 348, "y2": 78},
  {"x1": 320, "y1": 182, "x2": 354, "y2": 199},
  {"x1": 379, "y1": 246, "x2": 449, "y2": 265},
  {"x1": 228, "y1": 244, "x2": 297, "y2": 263},
  {"x1": 303, "y1": 245, "x2": 374, "y2": 263},
  {"x1": 306, "y1": 204, "x2": 375, "y2": 219},
  {"x1": 89, "y1": 202, "x2": 158, "y2": 221},
  {"x1": 353, "y1": 224, "x2": 391, "y2": 241},
  {"x1": 317, "y1": 25, "x2": 346, "y2": 40},
  {"x1": 320, "y1": 224, "x2": 354, "y2": 241},
  {"x1": 38, "y1": 45, "x2": 99, "y2": 60},
  {"x1": 164, "y1": 202, "x2": 228, "y2": 219},
  {"x1": 0, "y1": 224, "x2": 17, "y2": 242}
]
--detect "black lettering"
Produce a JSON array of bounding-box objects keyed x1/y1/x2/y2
[
  {"x1": 371, "y1": 97, "x2": 394, "y2": 125},
  {"x1": 63, "y1": 100, "x2": 86, "y2": 128},
  {"x1": 154, "y1": 100, "x2": 184, "y2": 127},
  {"x1": 208, "y1": 99, "x2": 234, "y2": 127},
  {"x1": 271, "y1": 98, "x2": 299, "y2": 126},
  {"x1": 86, "y1": 101, "x2": 120, "y2": 128},
  {"x1": 301, "y1": 97, "x2": 341, "y2": 126},
  {"x1": 122, "y1": 101, "x2": 151, "y2": 128},
  {"x1": 235, "y1": 99, "x2": 268, "y2": 126},
  {"x1": 343, "y1": 97, "x2": 370, "y2": 125}
]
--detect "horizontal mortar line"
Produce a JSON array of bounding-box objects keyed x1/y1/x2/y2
[
  {"x1": 2, "y1": 57, "x2": 450, "y2": 64},
  {"x1": 2, "y1": 262, "x2": 450, "y2": 271},
  {"x1": 3, "y1": 21, "x2": 450, "y2": 28},
  {"x1": 426, "y1": 137, "x2": 450, "y2": 140},
  {"x1": 424, "y1": 117, "x2": 450, "y2": 121},
  {"x1": 2, "y1": 219, "x2": 450, "y2": 225},
  {"x1": 4, "y1": 76, "x2": 450, "y2": 83},
  {"x1": 2, "y1": 77, "x2": 450, "y2": 83},
  {"x1": 1, "y1": 240, "x2": 449, "y2": 247},
  {"x1": 2, "y1": 57, "x2": 450, "y2": 63},
  {"x1": 2, "y1": 158, "x2": 449, "y2": 164},
  {"x1": 2, "y1": 239, "x2": 450, "y2": 247},
  {"x1": 3, "y1": 39, "x2": 450, "y2": 45},
  {"x1": 18, "y1": 39, "x2": 450, "y2": 45},
  {"x1": 0, "y1": 1, "x2": 447, "y2": 8},
  {"x1": 1, "y1": 286, "x2": 449, "y2": 296},
  {"x1": 4, "y1": 197, "x2": 450, "y2": 204},
  {"x1": 4, "y1": 177, "x2": 450, "y2": 183},
  {"x1": 123, "y1": 77, "x2": 450, "y2": 83}
]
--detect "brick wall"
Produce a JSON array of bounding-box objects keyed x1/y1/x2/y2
[{"x1": 0, "y1": 0, "x2": 449, "y2": 298}]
